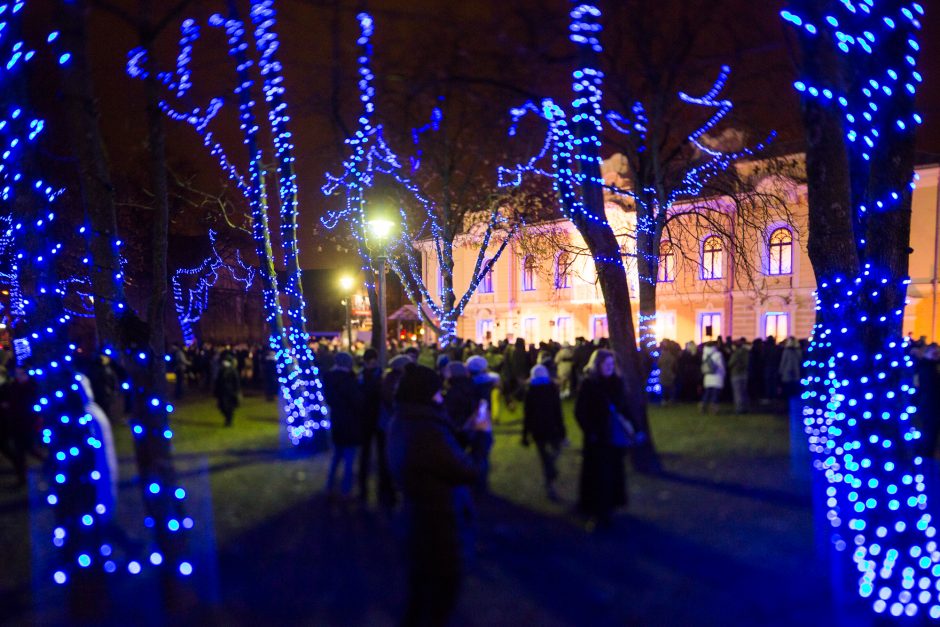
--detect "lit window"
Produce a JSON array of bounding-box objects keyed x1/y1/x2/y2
[
  {"x1": 478, "y1": 319, "x2": 494, "y2": 342},
  {"x1": 699, "y1": 312, "x2": 722, "y2": 343},
  {"x1": 592, "y1": 315, "x2": 608, "y2": 340},
  {"x1": 522, "y1": 256, "x2": 536, "y2": 291},
  {"x1": 555, "y1": 252, "x2": 571, "y2": 289},
  {"x1": 554, "y1": 316, "x2": 573, "y2": 343},
  {"x1": 765, "y1": 312, "x2": 789, "y2": 342},
  {"x1": 701, "y1": 236, "x2": 723, "y2": 280},
  {"x1": 522, "y1": 316, "x2": 538, "y2": 342},
  {"x1": 768, "y1": 228, "x2": 793, "y2": 276},
  {"x1": 658, "y1": 242, "x2": 676, "y2": 283},
  {"x1": 479, "y1": 259, "x2": 494, "y2": 294}
]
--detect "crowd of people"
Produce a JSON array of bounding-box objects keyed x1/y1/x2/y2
[{"x1": 1, "y1": 333, "x2": 939, "y2": 626}]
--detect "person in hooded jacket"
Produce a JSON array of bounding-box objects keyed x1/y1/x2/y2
[
  {"x1": 387, "y1": 363, "x2": 486, "y2": 627},
  {"x1": 522, "y1": 364, "x2": 566, "y2": 501},
  {"x1": 359, "y1": 348, "x2": 388, "y2": 504},
  {"x1": 323, "y1": 352, "x2": 363, "y2": 499}
]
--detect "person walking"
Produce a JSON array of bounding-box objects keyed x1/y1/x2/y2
[
  {"x1": 727, "y1": 339, "x2": 750, "y2": 414},
  {"x1": 574, "y1": 349, "x2": 631, "y2": 528},
  {"x1": 214, "y1": 353, "x2": 241, "y2": 427},
  {"x1": 700, "y1": 342, "x2": 726, "y2": 414},
  {"x1": 466, "y1": 355, "x2": 498, "y2": 491},
  {"x1": 323, "y1": 352, "x2": 363, "y2": 500},
  {"x1": 779, "y1": 337, "x2": 803, "y2": 399},
  {"x1": 443, "y1": 361, "x2": 476, "y2": 432},
  {"x1": 358, "y1": 348, "x2": 386, "y2": 503},
  {"x1": 522, "y1": 364, "x2": 566, "y2": 501},
  {"x1": 387, "y1": 364, "x2": 486, "y2": 627}
]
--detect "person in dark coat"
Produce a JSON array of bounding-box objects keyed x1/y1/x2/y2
[
  {"x1": 323, "y1": 352, "x2": 363, "y2": 498},
  {"x1": 443, "y1": 361, "x2": 476, "y2": 432},
  {"x1": 675, "y1": 341, "x2": 699, "y2": 402},
  {"x1": 387, "y1": 364, "x2": 485, "y2": 627},
  {"x1": 522, "y1": 364, "x2": 567, "y2": 501},
  {"x1": 358, "y1": 348, "x2": 390, "y2": 503},
  {"x1": 466, "y1": 355, "x2": 498, "y2": 491},
  {"x1": 262, "y1": 348, "x2": 278, "y2": 401},
  {"x1": 0, "y1": 367, "x2": 37, "y2": 487},
  {"x1": 575, "y1": 349, "x2": 630, "y2": 527},
  {"x1": 214, "y1": 354, "x2": 241, "y2": 427}
]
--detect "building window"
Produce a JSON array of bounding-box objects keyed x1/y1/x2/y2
[
  {"x1": 555, "y1": 252, "x2": 571, "y2": 289},
  {"x1": 655, "y1": 311, "x2": 677, "y2": 342},
  {"x1": 701, "y1": 236, "x2": 723, "y2": 280},
  {"x1": 479, "y1": 258, "x2": 494, "y2": 294},
  {"x1": 765, "y1": 312, "x2": 789, "y2": 342},
  {"x1": 522, "y1": 316, "x2": 538, "y2": 342},
  {"x1": 521, "y1": 255, "x2": 536, "y2": 291},
  {"x1": 554, "y1": 316, "x2": 573, "y2": 343},
  {"x1": 768, "y1": 227, "x2": 793, "y2": 276},
  {"x1": 658, "y1": 242, "x2": 676, "y2": 283},
  {"x1": 591, "y1": 315, "x2": 609, "y2": 340},
  {"x1": 478, "y1": 319, "x2": 494, "y2": 342},
  {"x1": 699, "y1": 312, "x2": 722, "y2": 343}
]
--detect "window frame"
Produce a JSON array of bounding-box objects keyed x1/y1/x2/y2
[
  {"x1": 479, "y1": 258, "x2": 494, "y2": 294},
  {"x1": 767, "y1": 227, "x2": 794, "y2": 276},
  {"x1": 521, "y1": 255, "x2": 537, "y2": 292},
  {"x1": 701, "y1": 236, "x2": 724, "y2": 281},
  {"x1": 554, "y1": 252, "x2": 571, "y2": 289},
  {"x1": 658, "y1": 242, "x2": 677, "y2": 283}
]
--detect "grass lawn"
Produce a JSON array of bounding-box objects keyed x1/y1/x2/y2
[{"x1": 0, "y1": 390, "x2": 836, "y2": 626}]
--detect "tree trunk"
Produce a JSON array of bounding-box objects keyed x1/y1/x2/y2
[{"x1": 57, "y1": 0, "x2": 124, "y2": 348}]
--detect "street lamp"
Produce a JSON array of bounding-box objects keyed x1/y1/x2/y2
[
  {"x1": 367, "y1": 216, "x2": 396, "y2": 368},
  {"x1": 339, "y1": 275, "x2": 355, "y2": 349}
]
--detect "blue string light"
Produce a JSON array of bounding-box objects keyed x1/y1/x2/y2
[
  {"x1": 3, "y1": 0, "x2": 194, "y2": 586},
  {"x1": 129, "y1": 1, "x2": 328, "y2": 444},
  {"x1": 785, "y1": 0, "x2": 933, "y2": 617},
  {"x1": 321, "y1": 13, "x2": 519, "y2": 346}
]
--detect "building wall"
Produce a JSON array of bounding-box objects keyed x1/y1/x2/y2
[{"x1": 423, "y1": 163, "x2": 940, "y2": 346}]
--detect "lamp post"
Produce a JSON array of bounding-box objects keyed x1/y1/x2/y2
[
  {"x1": 367, "y1": 217, "x2": 395, "y2": 368},
  {"x1": 339, "y1": 275, "x2": 355, "y2": 349}
]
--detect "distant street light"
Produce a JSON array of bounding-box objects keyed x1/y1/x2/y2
[
  {"x1": 367, "y1": 216, "x2": 396, "y2": 368},
  {"x1": 339, "y1": 275, "x2": 355, "y2": 349}
]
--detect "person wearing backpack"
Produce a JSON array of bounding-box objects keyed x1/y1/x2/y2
[{"x1": 700, "y1": 342, "x2": 726, "y2": 414}]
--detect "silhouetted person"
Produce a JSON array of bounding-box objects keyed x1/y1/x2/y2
[
  {"x1": 0, "y1": 367, "x2": 36, "y2": 487},
  {"x1": 387, "y1": 364, "x2": 486, "y2": 627},
  {"x1": 575, "y1": 349, "x2": 631, "y2": 528},
  {"x1": 214, "y1": 354, "x2": 241, "y2": 427},
  {"x1": 358, "y1": 348, "x2": 389, "y2": 503},
  {"x1": 323, "y1": 352, "x2": 363, "y2": 499},
  {"x1": 522, "y1": 364, "x2": 566, "y2": 501}
]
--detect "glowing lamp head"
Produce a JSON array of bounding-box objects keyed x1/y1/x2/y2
[
  {"x1": 367, "y1": 217, "x2": 395, "y2": 243},
  {"x1": 339, "y1": 275, "x2": 355, "y2": 292}
]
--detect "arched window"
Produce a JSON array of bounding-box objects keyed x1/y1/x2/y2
[
  {"x1": 554, "y1": 252, "x2": 571, "y2": 289},
  {"x1": 479, "y1": 258, "x2": 494, "y2": 293},
  {"x1": 701, "y1": 236, "x2": 723, "y2": 280},
  {"x1": 768, "y1": 227, "x2": 793, "y2": 276},
  {"x1": 521, "y1": 255, "x2": 536, "y2": 291},
  {"x1": 658, "y1": 242, "x2": 676, "y2": 283}
]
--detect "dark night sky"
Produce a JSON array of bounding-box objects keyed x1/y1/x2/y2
[{"x1": 48, "y1": 0, "x2": 940, "y2": 270}]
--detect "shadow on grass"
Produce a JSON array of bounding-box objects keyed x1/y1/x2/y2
[
  {"x1": 655, "y1": 469, "x2": 811, "y2": 508},
  {"x1": 200, "y1": 485, "x2": 833, "y2": 627}
]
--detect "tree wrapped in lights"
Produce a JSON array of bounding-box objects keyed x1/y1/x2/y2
[
  {"x1": 497, "y1": 2, "x2": 658, "y2": 470},
  {"x1": 172, "y1": 230, "x2": 256, "y2": 346},
  {"x1": 2, "y1": 0, "x2": 194, "y2": 594},
  {"x1": 502, "y1": 2, "x2": 774, "y2": 399},
  {"x1": 322, "y1": 12, "x2": 521, "y2": 348},
  {"x1": 129, "y1": 0, "x2": 328, "y2": 444},
  {"x1": 784, "y1": 0, "x2": 935, "y2": 618}
]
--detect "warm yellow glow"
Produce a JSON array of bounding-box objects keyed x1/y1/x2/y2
[
  {"x1": 418, "y1": 328, "x2": 425, "y2": 335},
  {"x1": 0, "y1": 290, "x2": 8, "y2": 296},
  {"x1": 367, "y1": 218, "x2": 395, "y2": 242},
  {"x1": 339, "y1": 275, "x2": 355, "y2": 292}
]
